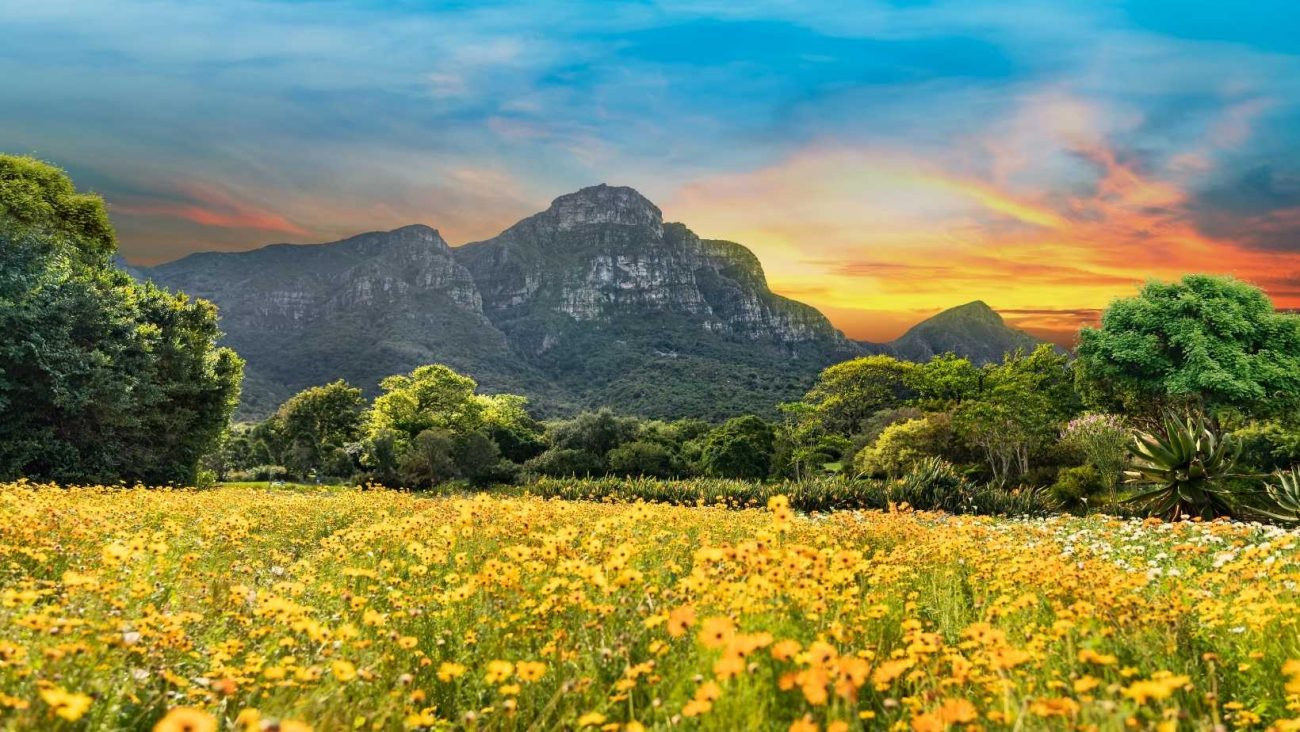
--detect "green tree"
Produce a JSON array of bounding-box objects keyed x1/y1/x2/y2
[
  {"x1": 953, "y1": 345, "x2": 1077, "y2": 485},
  {"x1": 365, "y1": 364, "x2": 484, "y2": 441},
  {"x1": 274, "y1": 380, "x2": 364, "y2": 478},
  {"x1": 0, "y1": 155, "x2": 242, "y2": 485},
  {"x1": 607, "y1": 440, "x2": 678, "y2": 478},
  {"x1": 908, "y1": 353, "x2": 981, "y2": 408},
  {"x1": 1076, "y1": 275, "x2": 1300, "y2": 417},
  {"x1": 802, "y1": 355, "x2": 915, "y2": 435},
  {"x1": 477, "y1": 394, "x2": 545, "y2": 463},
  {"x1": 698, "y1": 415, "x2": 775, "y2": 480},
  {"x1": 0, "y1": 155, "x2": 115, "y2": 260}
]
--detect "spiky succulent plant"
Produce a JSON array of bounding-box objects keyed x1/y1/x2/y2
[{"x1": 1125, "y1": 412, "x2": 1243, "y2": 520}]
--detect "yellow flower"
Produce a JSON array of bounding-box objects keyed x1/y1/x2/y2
[
  {"x1": 152, "y1": 707, "x2": 217, "y2": 732},
  {"x1": 667, "y1": 605, "x2": 696, "y2": 638},
  {"x1": 332, "y1": 660, "x2": 358, "y2": 683},
  {"x1": 39, "y1": 686, "x2": 92, "y2": 723},
  {"x1": 516, "y1": 660, "x2": 547, "y2": 682},
  {"x1": 437, "y1": 661, "x2": 467, "y2": 682},
  {"x1": 485, "y1": 659, "x2": 515, "y2": 684},
  {"x1": 576, "y1": 711, "x2": 607, "y2": 727}
]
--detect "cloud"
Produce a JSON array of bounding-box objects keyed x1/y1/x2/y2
[{"x1": 114, "y1": 181, "x2": 308, "y2": 236}]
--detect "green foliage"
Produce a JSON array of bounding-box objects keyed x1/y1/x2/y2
[
  {"x1": 953, "y1": 345, "x2": 1077, "y2": 485},
  {"x1": 273, "y1": 380, "x2": 364, "y2": 478},
  {"x1": 524, "y1": 448, "x2": 607, "y2": 478},
  {"x1": 607, "y1": 440, "x2": 679, "y2": 478},
  {"x1": 1060, "y1": 413, "x2": 1130, "y2": 496},
  {"x1": 1230, "y1": 419, "x2": 1300, "y2": 473},
  {"x1": 802, "y1": 355, "x2": 914, "y2": 434},
  {"x1": 1050, "y1": 465, "x2": 1106, "y2": 510},
  {"x1": 1126, "y1": 412, "x2": 1244, "y2": 520},
  {"x1": 1260, "y1": 468, "x2": 1300, "y2": 523},
  {"x1": 698, "y1": 415, "x2": 776, "y2": 480},
  {"x1": 523, "y1": 473, "x2": 1055, "y2": 517},
  {"x1": 0, "y1": 157, "x2": 242, "y2": 485},
  {"x1": 1076, "y1": 275, "x2": 1300, "y2": 417},
  {"x1": 547, "y1": 408, "x2": 639, "y2": 455},
  {"x1": 0, "y1": 154, "x2": 115, "y2": 260},
  {"x1": 853, "y1": 414, "x2": 952, "y2": 478},
  {"x1": 479, "y1": 394, "x2": 545, "y2": 463},
  {"x1": 908, "y1": 353, "x2": 981, "y2": 408},
  {"x1": 398, "y1": 429, "x2": 459, "y2": 489},
  {"x1": 366, "y1": 365, "x2": 483, "y2": 440}
]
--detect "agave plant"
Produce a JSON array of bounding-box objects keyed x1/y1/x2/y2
[
  {"x1": 1125, "y1": 411, "x2": 1243, "y2": 520},
  {"x1": 1254, "y1": 468, "x2": 1300, "y2": 523}
]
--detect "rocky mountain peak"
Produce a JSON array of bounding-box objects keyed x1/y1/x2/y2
[{"x1": 545, "y1": 184, "x2": 663, "y2": 234}]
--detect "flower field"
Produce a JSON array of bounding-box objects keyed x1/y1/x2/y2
[{"x1": 2, "y1": 483, "x2": 1300, "y2": 731}]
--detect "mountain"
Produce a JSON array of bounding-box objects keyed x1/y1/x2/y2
[
  {"x1": 137, "y1": 184, "x2": 1049, "y2": 420},
  {"x1": 887, "y1": 300, "x2": 1045, "y2": 364}
]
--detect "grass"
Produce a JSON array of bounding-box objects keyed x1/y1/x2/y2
[{"x1": 1, "y1": 481, "x2": 1299, "y2": 730}]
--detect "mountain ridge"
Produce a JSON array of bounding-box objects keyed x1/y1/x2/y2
[{"x1": 135, "y1": 184, "x2": 1049, "y2": 419}]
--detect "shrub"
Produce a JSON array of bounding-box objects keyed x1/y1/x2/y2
[
  {"x1": 525, "y1": 448, "x2": 606, "y2": 478},
  {"x1": 853, "y1": 414, "x2": 951, "y2": 478},
  {"x1": 607, "y1": 440, "x2": 678, "y2": 478},
  {"x1": 698, "y1": 415, "x2": 775, "y2": 480},
  {"x1": 1050, "y1": 464, "x2": 1105, "y2": 510},
  {"x1": 1061, "y1": 413, "x2": 1129, "y2": 497}
]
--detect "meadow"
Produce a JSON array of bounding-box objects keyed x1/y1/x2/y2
[{"x1": 2, "y1": 482, "x2": 1299, "y2": 731}]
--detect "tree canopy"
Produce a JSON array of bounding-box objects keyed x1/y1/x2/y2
[
  {"x1": 0, "y1": 154, "x2": 242, "y2": 484},
  {"x1": 1075, "y1": 275, "x2": 1300, "y2": 416}
]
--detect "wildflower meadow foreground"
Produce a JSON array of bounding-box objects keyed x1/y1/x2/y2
[{"x1": 3, "y1": 483, "x2": 1300, "y2": 731}]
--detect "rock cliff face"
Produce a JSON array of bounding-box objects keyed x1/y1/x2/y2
[{"x1": 138, "y1": 184, "x2": 1046, "y2": 419}]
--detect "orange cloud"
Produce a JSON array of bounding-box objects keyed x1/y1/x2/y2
[
  {"x1": 666, "y1": 92, "x2": 1300, "y2": 343},
  {"x1": 115, "y1": 181, "x2": 309, "y2": 236}
]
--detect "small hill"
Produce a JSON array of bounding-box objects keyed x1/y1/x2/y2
[{"x1": 887, "y1": 300, "x2": 1045, "y2": 363}]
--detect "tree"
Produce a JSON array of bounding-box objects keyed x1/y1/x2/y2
[
  {"x1": 802, "y1": 355, "x2": 915, "y2": 435},
  {"x1": 908, "y1": 353, "x2": 981, "y2": 408},
  {"x1": 0, "y1": 155, "x2": 115, "y2": 260},
  {"x1": 698, "y1": 415, "x2": 775, "y2": 480},
  {"x1": 547, "y1": 409, "x2": 639, "y2": 455},
  {"x1": 366, "y1": 364, "x2": 484, "y2": 441},
  {"x1": 953, "y1": 345, "x2": 1077, "y2": 485},
  {"x1": 399, "y1": 429, "x2": 459, "y2": 489},
  {"x1": 0, "y1": 155, "x2": 242, "y2": 485},
  {"x1": 478, "y1": 393, "x2": 545, "y2": 463},
  {"x1": 274, "y1": 380, "x2": 364, "y2": 478},
  {"x1": 608, "y1": 440, "x2": 678, "y2": 478},
  {"x1": 1076, "y1": 275, "x2": 1300, "y2": 417}
]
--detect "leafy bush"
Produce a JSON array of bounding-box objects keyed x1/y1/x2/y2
[
  {"x1": 697, "y1": 415, "x2": 775, "y2": 479},
  {"x1": 522, "y1": 472, "x2": 1055, "y2": 517},
  {"x1": 607, "y1": 440, "x2": 679, "y2": 478},
  {"x1": 1050, "y1": 464, "x2": 1105, "y2": 509},
  {"x1": 525, "y1": 448, "x2": 606, "y2": 478},
  {"x1": 853, "y1": 414, "x2": 951, "y2": 477},
  {"x1": 1061, "y1": 413, "x2": 1129, "y2": 497}
]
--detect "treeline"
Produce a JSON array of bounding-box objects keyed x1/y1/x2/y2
[{"x1": 206, "y1": 366, "x2": 785, "y2": 486}]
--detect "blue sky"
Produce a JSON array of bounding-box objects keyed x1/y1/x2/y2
[{"x1": 2, "y1": 0, "x2": 1299, "y2": 340}]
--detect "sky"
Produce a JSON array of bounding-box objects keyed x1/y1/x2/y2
[{"x1": 3, "y1": 1, "x2": 1300, "y2": 345}]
